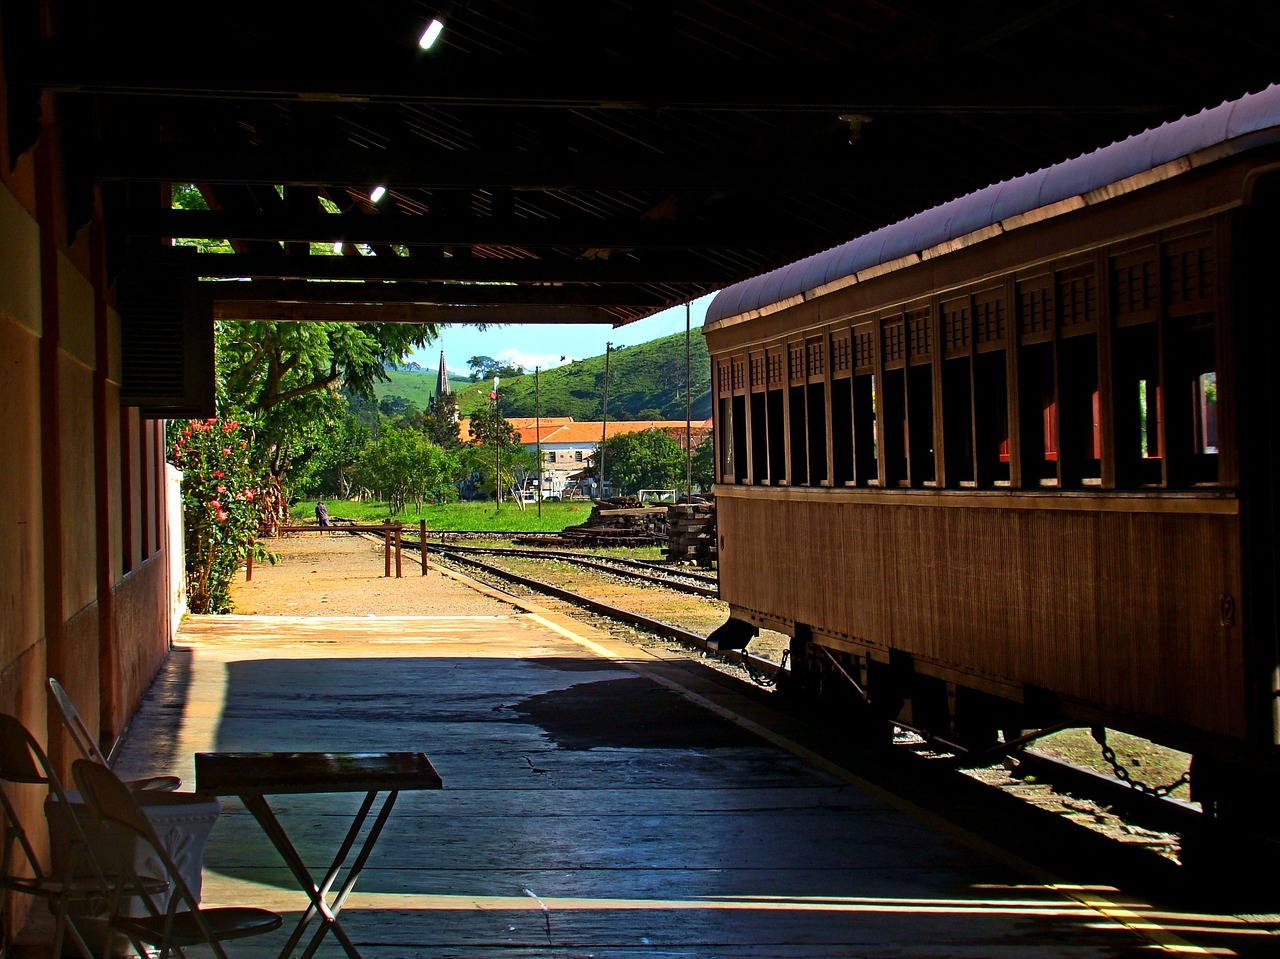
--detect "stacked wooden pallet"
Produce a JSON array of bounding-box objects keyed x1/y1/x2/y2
[{"x1": 666, "y1": 499, "x2": 716, "y2": 566}]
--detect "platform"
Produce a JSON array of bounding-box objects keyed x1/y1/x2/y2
[{"x1": 102, "y1": 577, "x2": 1273, "y2": 958}]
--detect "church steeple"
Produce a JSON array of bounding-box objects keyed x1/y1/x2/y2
[{"x1": 435, "y1": 350, "x2": 450, "y2": 397}]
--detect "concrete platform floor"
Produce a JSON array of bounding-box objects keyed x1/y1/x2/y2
[{"x1": 73, "y1": 569, "x2": 1280, "y2": 958}]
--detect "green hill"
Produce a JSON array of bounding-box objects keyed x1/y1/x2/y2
[{"x1": 374, "y1": 331, "x2": 711, "y2": 421}]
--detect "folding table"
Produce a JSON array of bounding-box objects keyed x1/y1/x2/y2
[{"x1": 196, "y1": 751, "x2": 442, "y2": 959}]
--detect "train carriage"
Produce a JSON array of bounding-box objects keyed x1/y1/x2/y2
[{"x1": 705, "y1": 85, "x2": 1280, "y2": 835}]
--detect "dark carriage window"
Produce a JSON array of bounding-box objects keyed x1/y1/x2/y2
[
  {"x1": 1165, "y1": 314, "x2": 1219, "y2": 485},
  {"x1": 731, "y1": 395, "x2": 748, "y2": 484},
  {"x1": 718, "y1": 396, "x2": 735, "y2": 481},
  {"x1": 1018, "y1": 341, "x2": 1057, "y2": 486},
  {"x1": 942, "y1": 356, "x2": 975, "y2": 486},
  {"x1": 789, "y1": 384, "x2": 808, "y2": 485},
  {"x1": 1113, "y1": 324, "x2": 1162, "y2": 487},
  {"x1": 881, "y1": 368, "x2": 907, "y2": 486},
  {"x1": 750, "y1": 391, "x2": 768, "y2": 484},
  {"x1": 906, "y1": 364, "x2": 935, "y2": 486},
  {"x1": 831, "y1": 376, "x2": 854, "y2": 485},
  {"x1": 974, "y1": 351, "x2": 1010, "y2": 486},
  {"x1": 767, "y1": 387, "x2": 786, "y2": 483},
  {"x1": 853, "y1": 373, "x2": 878, "y2": 485},
  {"x1": 1057, "y1": 334, "x2": 1101, "y2": 488},
  {"x1": 807, "y1": 381, "x2": 828, "y2": 484}
]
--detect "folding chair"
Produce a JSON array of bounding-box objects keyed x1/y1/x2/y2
[
  {"x1": 48, "y1": 677, "x2": 181, "y2": 792},
  {"x1": 72, "y1": 759, "x2": 282, "y2": 959},
  {"x1": 0, "y1": 713, "x2": 103, "y2": 959}
]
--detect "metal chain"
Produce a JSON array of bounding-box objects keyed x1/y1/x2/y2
[
  {"x1": 1090, "y1": 726, "x2": 1191, "y2": 797},
  {"x1": 742, "y1": 648, "x2": 787, "y2": 688}
]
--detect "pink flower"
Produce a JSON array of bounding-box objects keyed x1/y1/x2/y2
[
  {"x1": 212, "y1": 470, "x2": 225, "y2": 478},
  {"x1": 222, "y1": 447, "x2": 232, "y2": 456},
  {"x1": 216, "y1": 510, "x2": 228, "y2": 522},
  {"x1": 217, "y1": 484, "x2": 227, "y2": 493},
  {"x1": 209, "y1": 499, "x2": 221, "y2": 510}
]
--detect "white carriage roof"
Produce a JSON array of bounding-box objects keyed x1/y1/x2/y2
[{"x1": 706, "y1": 83, "x2": 1280, "y2": 327}]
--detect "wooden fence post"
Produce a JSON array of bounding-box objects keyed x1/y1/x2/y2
[
  {"x1": 384, "y1": 522, "x2": 392, "y2": 578},
  {"x1": 420, "y1": 520, "x2": 427, "y2": 575},
  {"x1": 246, "y1": 544, "x2": 254, "y2": 582},
  {"x1": 395, "y1": 525, "x2": 403, "y2": 578}
]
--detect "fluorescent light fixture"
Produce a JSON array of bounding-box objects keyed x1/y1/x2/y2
[
  {"x1": 419, "y1": 17, "x2": 444, "y2": 49},
  {"x1": 333, "y1": 241, "x2": 344, "y2": 253},
  {"x1": 369, "y1": 185, "x2": 387, "y2": 204}
]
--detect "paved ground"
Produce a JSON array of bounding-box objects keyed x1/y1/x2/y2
[{"x1": 25, "y1": 535, "x2": 1276, "y2": 959}]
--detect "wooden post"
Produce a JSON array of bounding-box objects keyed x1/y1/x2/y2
[
  {"x1": 395, "y1": 526, "x2": 403, "y2": 578},
  {"x1": 420, "y1": 520, "x2": 427, "y2": 575},
  {"x1": 246, "y1": 545, "x2": 254, "y2": 582},
  {"x1": 384, "y1": 523, "x2": 392, "y2": 578}
]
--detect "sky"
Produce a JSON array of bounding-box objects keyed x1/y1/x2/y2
[{"x1": 408, "y1": 293, "x2": 715, "y2": 377}]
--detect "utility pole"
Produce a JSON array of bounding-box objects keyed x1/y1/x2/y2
[
  {"x1": 492, "y1": 375, "x2": 500, "y2": 511},
  {"x1": 685, "y1": 301, "x2": 692, "y2": 499},
  {"x1": 535, "y1": 365, "x2": 542, "y2": 519},
  {"x1": 600, "y1": 342, "x2": 611, "y2": 501}
]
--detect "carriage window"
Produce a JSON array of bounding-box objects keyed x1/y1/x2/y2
[
  {"x1": 1018, "y1": 342, "x2": 1057, "y2": 486},
  {"x1": 750, "y1": 391, "x2": 768, "y2": 484},
  {"x1": 789, "y1": 385, "x2": 808, "y2": 485},
  {"x1": 807, "y1": 382, "x2": 828, "y2": 484},
  {"x1": 731, "y1": 395, "x2": 748, "y2": 484},
  {"x1": 1196, "y1": 372, "x2": 1218, "y2": 455},
  {"x1": 974, "y1": 351, "x2": 1010, "y2": 486},
  {"x1": 853, "y1": 373, "x2": 878, "y2": 485},
  {"x1": 718, "y1": 396, "x2": 734, "y2": 481},
  {"x1": 767, "y1": 387, "x2": 786, "y2": 483},
  {"x1": 881, "y1": 368, "x2": 907, "y2": 486},
  {"x1": 1113, "y1": 324, "x2": 1161, "y2": 487},
  {"x1": 906, "y1": 364, "x2": 935, "y2": 486},
  {"x1": 1165, "y1": 314, "x2": 1218, "y2": 485},
  {"x1": 942, "y1": 357, "x2": 975, "y2": 486},
  {"x1": 831, "y1": 377, "x2": 854, "y2": 485},
  {"x1": 1057, "y1": 335, "x2": 1101, "y2": 488}
]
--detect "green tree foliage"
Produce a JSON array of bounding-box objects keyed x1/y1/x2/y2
[
  {"x1": 425, "y1": 392, "x2": 463, "y2": 449},
  {"x1": 167, "y1": 417, "x2": 278, "y2": 613},
  {"x1": 290, "y1": 416, "x2": 371, "y2": 499},
  {"x1": 465, "y1": 404, "x2": 538, "y2": 504},
  {"x1": 691, "y1": 432, "x2": 716, "y2": 492},
  {"x1": 353, "y1": 427, "x2": 459, "y2": 514},
  {"x1": 589, "y1": 429, "x2": 686, "y2": 496},
  {"x1": 173, "y1": 183, "x2": 443, "y2": 517}
]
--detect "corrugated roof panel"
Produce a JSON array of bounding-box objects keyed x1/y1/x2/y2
[{"x1": 708, "y1": 83, "x2": 1280, "y2": 326}]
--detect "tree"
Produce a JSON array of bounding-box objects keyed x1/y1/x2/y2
[
  {"x1": 174, "y1": 184, "x2": 444, "y2": 521},
  {"x1": 425, "y1": 392, "x2": 462, "y2": 449},
  {"x1": 589, "y1": 429, "x2": 686, "y2": 496},
  {"x1": 353, "y1": 427, "x2": 458, "y2": 514},
  {"x1": 691, "y1": 432, "x2": 716, "y2": 492},
  {"x1": 464, "y1": 405, "x2": 538, "y2": 505}
]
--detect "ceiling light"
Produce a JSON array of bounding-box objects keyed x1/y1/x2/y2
[
  {"x1": 419, "y1": 17, "x2": 444, "y2": 49},
  {"x1": 369, "y1": 185, "x2": 387, "y2": 204},
  {"x1": 333, "y1": 241, "x2": 344, "y2": 254}
]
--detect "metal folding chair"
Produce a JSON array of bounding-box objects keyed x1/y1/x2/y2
[
  {"x1": 48, "y1": 677, "x2": 181, "y2": 792},
  {"x1": 0, "y1": 713, "x2": 103, "y2": 959},
  {"x1": 72, "y1": 759, "x2": 282, "y2": 959}
]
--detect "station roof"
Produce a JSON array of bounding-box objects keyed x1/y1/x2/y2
[{"x1": 14, "y1": 1, "x2": 1280, "y2": 328}]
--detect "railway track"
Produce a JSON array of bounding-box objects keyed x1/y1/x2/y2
[{"x1": 389, "y1": 533, "x2": 1197, "y2": 865}]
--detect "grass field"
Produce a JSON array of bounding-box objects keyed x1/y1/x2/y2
[{"x1": 296, "y1": 498, "x2": 596, "y2": 532}]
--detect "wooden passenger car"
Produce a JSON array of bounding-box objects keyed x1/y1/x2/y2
[{"x1": 705, "y1": 86, "x2": 1280, "y2": 819}]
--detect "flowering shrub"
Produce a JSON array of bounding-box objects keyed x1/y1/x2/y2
[{"x1": 167, "y1": 417, "x2": 277, "y2": 613}]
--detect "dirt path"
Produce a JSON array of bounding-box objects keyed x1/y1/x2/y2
[{"x1": 229, "y1": 532, "x2": 519, "y2": 616}]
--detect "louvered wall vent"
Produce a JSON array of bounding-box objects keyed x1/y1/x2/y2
[{"x1": 118, "y1": 247, "x2": 214, "y2": 417}]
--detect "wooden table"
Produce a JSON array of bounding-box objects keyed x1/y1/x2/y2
[{"x1": 196, "y1": 751, "x2": 442, "y2": 959}]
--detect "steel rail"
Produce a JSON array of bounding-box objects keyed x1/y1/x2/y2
[
  {"x1": 418, "y1": 542, "x2": 720, "y2": 596},
  {"x1": 426, "y1": 548, "x2": 777, "y2": 680}
]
